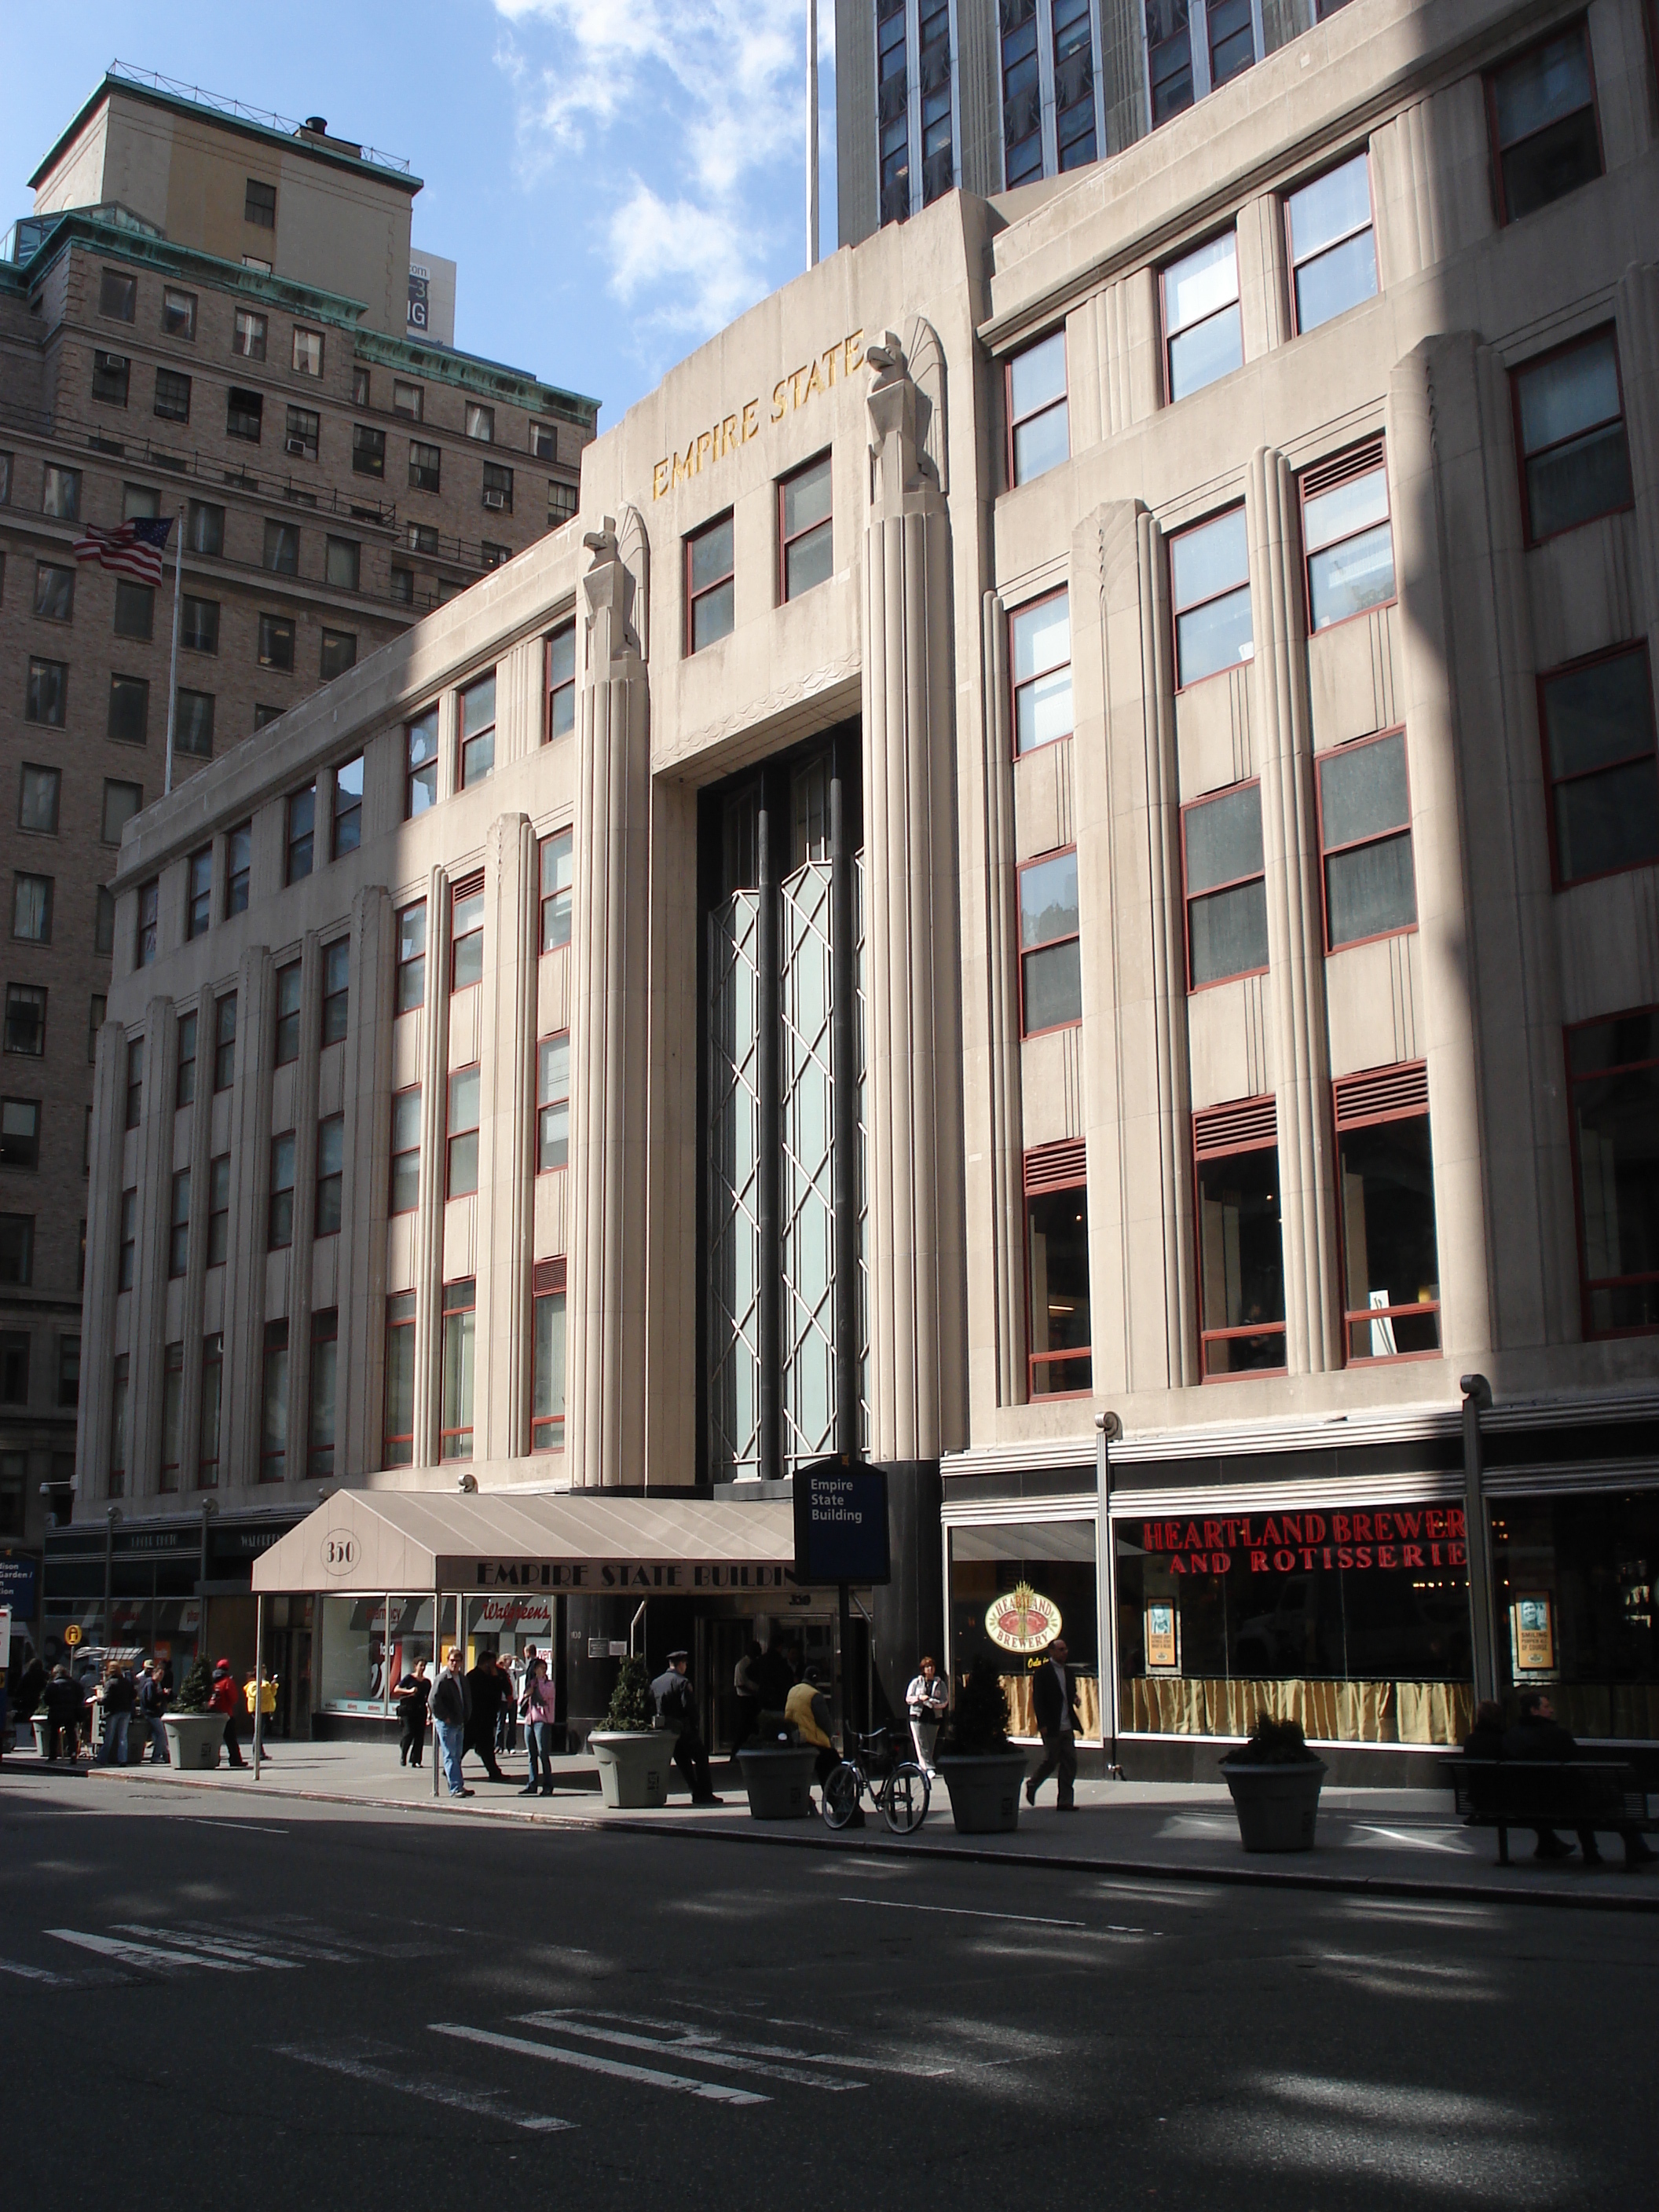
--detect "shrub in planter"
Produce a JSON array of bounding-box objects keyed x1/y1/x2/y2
[
  {"x1": 936, "y1": 1654, "x2": 1027, "y2": 1835},
  {"x1": 588, "y1": 1655, "x2": 668, "y2": 1809},
  {"x1": 1219, "y1": 1712, "x2": 1328, "y2": 1852},
  {"x1": 163, "y1": 1657, "x2": 227, "y2": 1771}
]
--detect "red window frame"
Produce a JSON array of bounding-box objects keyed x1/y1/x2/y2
[
  {"x1": 1158, "y1": 227, "x2": 1242, "y2": 408},
  {"x1": 778, "y1": 450, "x2": 833, "y2": 603},
  {"x1": 1003, "y1": 328, "x2": 1068, "y2": 491},
  {"x1": 268, "y1": 1130, "x2": 296, "y2": 1250},
  {"x1": 213, "y1": 993, "x2": 236, "y2": 1090},
  {"x1": 390, "y1": 1085, "x2": 422, "y2": 1215},
  {"x1": 1564, "y1": 1005, "x2": 1659, "y2": 1339},
  {"x1": 309, "y1": 1306, "x2": 338, "y2": 1480},
  {"x1": 1016, "y1": 846, "x2": 1082, "y2": 1038},
  {"x1": 168, "y1": 1168, "x2": 190, "y2": 1279},
  {"x1": 446, "y1": 1064, "x2": 481, "y2": 1198},
  {"x1": 440, "y1": 1276, "x2": 476, "y2": 1461},
  {"x1": 1332, "y1": 1062, "x2": 1441, "y2": 1366},
  {"x1": 1536, "y1": 643, "x2": 1659, "y2": 892},
  {"x1": 196, "y1": 1331, "x2": 222, "y2": 1489},
  {"x1": 1023, "y1": 1141, "x2": 1091, "y2": 1401},
  {"x1": 457, "y1": 670, "x2": 496, "y2": 791},
  {"x1": 1007, "y1": 588, "x2": 1073, "y2": 760},
  {"x1": 532, "y1": 1255, "x2": 567, "y2": 1452},
  {"x1": 405, "y1": 705, "x2": 439, "y2": 819},
  {"x1": 395, "y1": 899, "x2": 426, "y2": 1013},
  {"x1": 546, "y1": 621, "x2": 577, "y2": 742},
  {"x1": 320, "y1": 937, "x2": 350, "y2": 1046},
  {"x1": 1299, "y1": 438, "x2": 1395, "y2": 636},
  {"x1": 124, "y1": 1036, "x2": 144, "y2": 1129},
  {"x1": 1192, "y1": 1096, "x2": 1286, "y2": 1380},
  {"x1": 1169, "y1": 504, "x2": 1251, "y2": 692},
  {"x1": 259, "y1": 1318, "x2": 289, "y2": 1484},
  {"x1": 449, "y1": 873, "x2": 484, "y2": 994},
  {"x1": 1315, "y1": 727, "x2": 1417, "y2": 954},
  {"x1": 159, "y1": 1341, "x2": 184, "y2": 1492},
  {"x1": 175, "y1": 1009, "x2": 197, "y2": 1108},
  {"x1": 383, "y1": 1291, "x2": 417, "y2": 1467},
  {"x1": 1181, "y1": 779, "x2": 1268, "y2": 991},
  {"x1": 1283, "y1": 151, "x2": 1377, "y2": 339},
  {"x1": 273, "y1": 959, "x2": 302, "y2": 1065},
  {"x1": 539, "y1": 832, "x2": 573, "y2": 951},
  {"x1": 314, "y1": 1111, "x2": 344, "y2": 1236},
  {"x1": 1485, "y1": 18, "x2": 1602, "y2": 229},
  {"x1": 207, "y1": 1153, "x2": 229, "y2": 1265},
  {"x1": 685, "y1": 511, "x2": 735, "y2": 656},
  {"x1": 537, "y1": 1032, "x2": 569, "y2": 1172},
  {"x1": 1510, "y1": 324, "x2": 1632, "y2": 548}
]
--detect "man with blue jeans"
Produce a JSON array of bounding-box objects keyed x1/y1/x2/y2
[
  {"x1": 430, "y1": 1650, "x2": 472, "y2": 1798},
  {"x1": 137, "y1": 1661, "x2": 169, "y2": 1762},
  {"x1": 98, "y1": 1664, "x2": 135, "y2": 1766}
]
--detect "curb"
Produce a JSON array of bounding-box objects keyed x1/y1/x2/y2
[{"x1": 39, "y1": 1763, "x2": 1659, "y2": 1916}]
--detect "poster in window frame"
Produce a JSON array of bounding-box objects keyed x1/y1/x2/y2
[
  {"x1": 1512, "y1": 1592, "x2": 1555, "y2": 1674},
  {"x1": 1144, "y1": 1599, "x2": 1180, "y2": 1674}
]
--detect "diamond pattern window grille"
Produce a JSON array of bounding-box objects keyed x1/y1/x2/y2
[
  {"x1": 781, "y1": 860, "x2": 837, "y2": 1468},
  {"x1": 708, "y1": 892, "x2": 762, "y2": 1478}
]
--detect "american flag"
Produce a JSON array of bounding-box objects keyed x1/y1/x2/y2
[{"x1": 72, "y1": 516, "x2": 174, "y2": 586}]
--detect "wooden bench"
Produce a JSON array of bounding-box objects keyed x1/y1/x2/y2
[{"x1": 1446, "y1": 1759, "x2": 1657, "y2": 1867}]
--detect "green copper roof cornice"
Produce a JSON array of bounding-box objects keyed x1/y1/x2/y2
[{"x1": 353, "y1": 328, "x2": 599, "y2": 426}]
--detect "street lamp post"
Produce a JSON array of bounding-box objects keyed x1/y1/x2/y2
[
  {"x1": 1096, "y1": 1411, "x2": 1123, "y2": 1778},
  {"x1": 1460, "y1": 1375, "x2": 1498, "y2": 1706}
]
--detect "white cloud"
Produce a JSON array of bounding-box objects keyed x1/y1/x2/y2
[{"x1": 493, "y1": 0, "x2": 819, "y2": 364}]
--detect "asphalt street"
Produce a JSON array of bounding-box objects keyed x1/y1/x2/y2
[{"x1": 2, "y1": 1768, "x2": 1651, "y2": 2209}]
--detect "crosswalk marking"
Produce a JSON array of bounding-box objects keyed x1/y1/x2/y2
[
  {"x1": 272, "y1": 2042, "x2": 573, "y2": 2133},
  {"x1": 518, "y1": 2009, "x2": 866, "y2": 2090},
  {"x1": 0, "y1": 1955, "x2": 74, "y2": 1984},
  {"x1": 430, "y1": 2021, "x2": 771, "y2": 2105},
  {"x1": 46, "y1": 1928, "x2": 253, "y2": 1973},
  {"x1": 588, "y1": 2004, "x2": 957, "y2": 2080},
  {"x1": 838, "y1": 1895, "x2": 1091, "y2": 1929},
  {"x1": 109, "y1": 1923, "x2": 302, "y2": 1970}
]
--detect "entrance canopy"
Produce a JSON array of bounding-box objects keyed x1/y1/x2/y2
[{"x1": 252, "y1": 1488, "x2": 796, "y2": 1599}]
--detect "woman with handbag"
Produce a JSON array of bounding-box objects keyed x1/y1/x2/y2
[{"x1": 520, "y1": 1654, "x2": 558, "y2": 1796}]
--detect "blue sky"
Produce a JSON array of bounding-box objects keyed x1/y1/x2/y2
[{"x1": 8, "y1": 1, "x2": 838, "y2": 427}]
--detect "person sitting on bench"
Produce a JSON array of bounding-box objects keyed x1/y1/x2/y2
[{"x1": 1503, "y1": 1689, "x2": 1655, "y2": 1867}]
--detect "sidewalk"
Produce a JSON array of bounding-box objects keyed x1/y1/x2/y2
[{"x1": 21, "y1": 1738, "x2": 1658, "y2": 1911}]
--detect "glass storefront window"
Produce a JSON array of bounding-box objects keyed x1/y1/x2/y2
[
  {"x1": 319, "y1": 1595, "x2": 434, "y2": 1716},
  {"x1": 1114, "y1": 1502, "x2": 1472, "y2": 1745},
  {"x1": 949, "y1": 1519, "x2": 1099, "y2": 1739},
  {"x1": 1492, "y1": 1491, "x2": 1659, "y2": 1739}
]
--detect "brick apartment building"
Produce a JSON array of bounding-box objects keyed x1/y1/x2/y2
[{"x1": 0, "y1": 67, "x2": 598, "y2": 1635}]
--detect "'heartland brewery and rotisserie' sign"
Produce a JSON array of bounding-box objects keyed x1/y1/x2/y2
[{"x1": 1139, "y1": 1505, "x2": 1467, "y2": 1577}]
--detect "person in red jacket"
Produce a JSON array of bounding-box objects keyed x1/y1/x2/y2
[{"x1": 210, "y1": 1658, "x2": 246, "y2": 1768}]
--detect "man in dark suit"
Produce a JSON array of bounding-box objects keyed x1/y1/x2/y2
[{"x1": 1026, "y1": 1637, "x2": 1082, "y2": 1811}]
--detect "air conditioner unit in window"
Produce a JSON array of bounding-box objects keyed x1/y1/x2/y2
[
  {"x1": 482, "y1": 489, "x2": 506, "y2": 511},
  {"x1": 285, "y1": 437, "x2": 309, "y2": 457}
]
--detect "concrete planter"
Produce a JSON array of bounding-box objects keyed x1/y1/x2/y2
[
  {"x1": 937, "y1": 1752, "x2": 1027, "y2": 1834},
  {"x1": 588, "y1": 1731, "x2": 669, "y2": 1809},
  {"x1": 1219, "y1": 1758, "x2": 1328, "y2": 1851},
  {"x1": 737, "y1": 1745, "x2": 819, "y2": 1819},
  {"x1": 164, "y1": 1713, "x2": 228, "y2": 1771},
  {"x1": 31, "y1": 1715, "x2": 57, "y2": 1758}
]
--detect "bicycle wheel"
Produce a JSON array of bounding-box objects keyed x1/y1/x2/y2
[
  {"x1": 883, "y1": 1761, "x2": 930, "y2": 1834},
  {"x1": 822, "y1": 1761, "x2": 862, "y2": 1829}
]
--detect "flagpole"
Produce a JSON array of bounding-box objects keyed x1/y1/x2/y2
[
  {"x1": 163, "y1": 506, "x2": 185, "y2": 797},
  {"x1": 806, "y1": 0, "x2": 819, "y2": 271}
]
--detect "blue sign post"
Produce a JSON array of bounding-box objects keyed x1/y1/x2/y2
[{"x1": 793, "y1": 1456, "x2": 892, "y2": 1586}]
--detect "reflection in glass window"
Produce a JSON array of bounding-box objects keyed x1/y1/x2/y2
[
  {"x1": 1287, "y1": 155, "x2": 1377, "y2": 334},
  {"x1": 1010, "y1": 591, "x2": 1073, "y2": 755},
  {"x1": 1319, "y1": 731, "x2": 1416, "y2": 948},
  {"x1": 1539, "y1": 649, "x2": 1659, "y2": 888},
  {"x1": 1163, "y1": 232, "x2": 1241, "y2": 402},
  {"x1": 1008, "y1": 331, "x2": 1068, "y2": 485},
  {"x1": 1026, "y1": 1174, "x2": 1091, "y2": 1397},
  {"x1": 1171, "y1": 507, "x2": 1252, "y2": 686},
  {"x1": 1184, "y1": 782, "x2": 1267, "y2": 986},
  {"x1": 1566, "y1": 1009, "x2": 1659, "y2": 1336},
  {"x1": 1514, "y1": 329, "x2": 1632, "y2": 544},
  {"x1": 1303, "y1": 451, "x2": 1394, "y2": 630},
  {"x1": 1018, "y1": 850, "x2": 1082, "y2": 1033}
]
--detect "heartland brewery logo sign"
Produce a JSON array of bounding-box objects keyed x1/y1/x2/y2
[{"x1": 1140, "y1": 1505, "x2": 1468, "y2": 1577}]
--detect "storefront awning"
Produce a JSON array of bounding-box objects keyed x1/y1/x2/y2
[{"x1": 251, "y1": 1488, "x2": 796, "y2": 1599}]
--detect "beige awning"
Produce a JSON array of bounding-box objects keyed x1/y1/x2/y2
[{"x1": 251, "y1": 1487, "x2": 796, "y2": 1598}]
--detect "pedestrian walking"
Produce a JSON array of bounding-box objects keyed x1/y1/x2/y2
[
  {"x1": 730, "y1": 1640, "x2": 764, "y2": 1762},
  {"x1": 463, "y1": 1650, "x2": 508, "y2": 1782},
  {"x1": 394, "y1": 1657, "x2": 430, "y2": 1767},
  {"x1": 137, "y1": 1659, "x2": 170, "y2": 1763},
  {"x1": 1024, "y1": 1637, "x2": 1081, "y2": 1811},
  {"x1": 209, "y1": 1659, "x2": 247, "y2": 1768},
  {"x1": 16, "y1": 1652, "x2": 46, "y2": 1724},
  {"x1": 40, "y1": 1664, "x2": 83, "y2": 1761},
  {"x1": 430, "y1": 1648, "x2": 472, "y2": 1797},
  {"x1": 97, "y1": 1661, "x2": 137, "y2": 1766},
  {"x1": 651, "y1": 1650, "x2": 722, "y2": 1804},
  {"x1": 904, "y1": 1654, "x2": 949, "y2": 1775},
  {"x1": 245, "y1": 1668, "x2": 276, "y2": 1760},
  {"x1": 520, "y1": 1655, "x2": 558, "y2": 1796}
]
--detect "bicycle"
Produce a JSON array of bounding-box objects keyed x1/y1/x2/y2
[{"x1": 822, "y1": 1727, "x2": 930, "y2": 1834}]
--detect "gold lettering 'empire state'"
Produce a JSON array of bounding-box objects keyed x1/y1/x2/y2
[{"x1": 652, "y1": 329, "x2": 865, "y2": 500}]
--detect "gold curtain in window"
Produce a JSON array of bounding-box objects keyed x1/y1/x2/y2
[
  {"x1": 1125, "y1": 1675, "x2": 1474, "y2": 1747},
  {"x1": 992, "y1": 1670, "x2": 1103, "y2": 1740}
]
